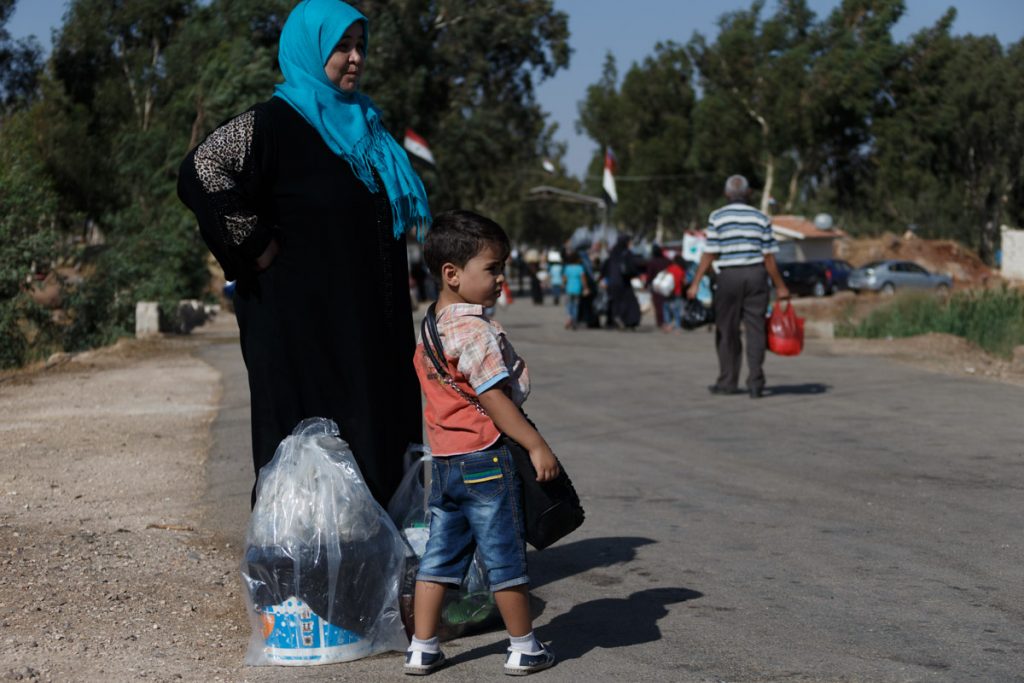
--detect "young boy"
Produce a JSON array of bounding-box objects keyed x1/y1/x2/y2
[{"x1": 406, "y1": 210, "x2": 559, "y2": 676}]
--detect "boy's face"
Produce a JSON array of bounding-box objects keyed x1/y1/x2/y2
[{"x1": 445, "y1": 242, "x2": 507, "y2": 307}]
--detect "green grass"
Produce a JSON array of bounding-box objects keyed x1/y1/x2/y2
[{"x1": 837, "y1": 287, "x2": 1024, "y2": 359}]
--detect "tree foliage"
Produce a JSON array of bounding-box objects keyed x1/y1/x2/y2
[
  {"x1": 352, "y1": 0, "x2": 570, "y2": 235},
  {"x1": 0, "y1": 0, "x2": 41, "y2": 111},
  {"x1": 576, "y1": 0, "x2": 1022, "y2": 260},
  {"x1": 0, "y1": 0, "x2": 572, "y2": 365},
  {"x1": 577, "y1": 44, "x2": 697, "y2": 236},
  {"x1": 1, "y1": 0, "x2": 1021, "y2": 365}
]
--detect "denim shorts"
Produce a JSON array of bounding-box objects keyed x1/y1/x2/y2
[{"x1": 415, "y1": 444, "x2": 529, "y2": 592}]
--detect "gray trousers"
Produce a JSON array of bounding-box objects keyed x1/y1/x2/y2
[{"x1": 713, "y1": 264, "x2": 769, "y2": 390}]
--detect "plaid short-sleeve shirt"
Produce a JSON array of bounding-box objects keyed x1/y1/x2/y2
[{"x1": 413, "y1": 303, "x2": 530, "y2": 456}]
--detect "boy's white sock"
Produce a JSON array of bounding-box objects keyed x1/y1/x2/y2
[
  {"x1": 509, "y1": 631, "x2": 543, "y2": 655},
  {"x1": 408, "y1": 636, "x2": 440, "y2": 654}
]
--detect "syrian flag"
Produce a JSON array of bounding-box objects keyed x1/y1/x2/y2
[
  {"x1": 602, "y1": 146, "x2": 618, "y2": 205},
  {"x1": 403, "y1": 128, "x2": 435, "y2": 165}
]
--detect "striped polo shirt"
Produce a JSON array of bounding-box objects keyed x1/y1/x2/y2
[{"x1": 704, "y1": 203, "x2": 778, "y2": 268}]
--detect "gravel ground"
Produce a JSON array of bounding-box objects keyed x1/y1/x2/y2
[{"x1": 0, "y1": 334, "x2": 242, "y2": 683}]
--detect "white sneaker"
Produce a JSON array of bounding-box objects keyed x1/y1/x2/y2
[
  {"x1": 504, "y1": 645, "x2": 555, "y2": 675},
  {"x1": 404, "y1": 649, "x2": 446, "y2": 675}
]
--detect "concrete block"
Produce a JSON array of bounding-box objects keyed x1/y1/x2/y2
[{"x1": 135, "y1": 301, "x2": 160, "y2": 338}]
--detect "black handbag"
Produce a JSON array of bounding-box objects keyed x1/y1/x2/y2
[
  {"x1": 420, "y1": 303, "x2": 584, "y2": 550},
  {"x1": 681, "y1": 298, "x2": 714, "y2": 329}
]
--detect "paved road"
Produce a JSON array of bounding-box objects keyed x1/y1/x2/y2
[{"x1": 199, "y1": 301, "x2": 1024, "y2": 682}]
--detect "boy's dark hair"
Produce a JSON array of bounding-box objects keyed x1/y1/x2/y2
[{"x1": 424, "y1": 210, "x2": 511, "y2": 278}]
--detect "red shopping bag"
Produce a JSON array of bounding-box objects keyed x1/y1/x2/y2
[{"x1": 766, "y1": 300, "x2": 804, "y2": 356}]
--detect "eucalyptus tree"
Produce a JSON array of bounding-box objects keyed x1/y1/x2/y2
[
  {"x1": 354, "y1": 0, "x2": 570, "y2": 237},
  {"x1": 869, "y1": 9, "x2": 1021, "y2": 259},
  {"x1": 577, "y1": 43, "x2": 698, "y2": 236},
  {"x1": 0, "y1": 0, "x2": 42, "y2": 111},
  {"x1": 805, "y1": 0, "x2": 903, "y2": 215},
  {"x1": 688, "y1": 0, "x2": 817, "y2": 213}
]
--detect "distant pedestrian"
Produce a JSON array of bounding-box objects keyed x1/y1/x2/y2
[
  {"x1": 408, "y1": 209, "x2": 558, "y2": 676},
  {"x1": 547, "y1": 251, "x2": 564, "y2": 305},
  {"x1": 525, "y1": 249, "x2": 544, "y2": 305},
  {"x1": 687, "y1": 175, "x2": 789, "y2": 398},
  {"x1": 601, "y1": 235, "x2": 642, "y2": 329},
  {"x1": 562, "y1": 250, "x2": 589, "y2": 329},
  {"x1": 645, "y1": 244, "x2": 671, "y2": 328},
  {"x1": 661, "y1": 256, "x2": 687, "y2": 332},
  {"x1": 577, "y1": 249, "x2": 601, "y2": 328}
]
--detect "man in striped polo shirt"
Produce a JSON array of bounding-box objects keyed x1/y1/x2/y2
[{"x1": 687, "y1": 175, "x2": 789, "y2": 398}]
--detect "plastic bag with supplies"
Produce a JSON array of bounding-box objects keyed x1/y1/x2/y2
[
  {"x1": 389, "y1": 446, "x2": 500, "y2": 640},
  {"x1": 241, "y1": 418, "x2": 408, "y2": 666}
]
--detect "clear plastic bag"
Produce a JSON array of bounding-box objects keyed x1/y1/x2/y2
[
  {"x1": 389, "y1": 447, "x2": 500, "y2": 640},
  {"x1": 241, "y1": 418, "x2": 408, "y2": 666}
]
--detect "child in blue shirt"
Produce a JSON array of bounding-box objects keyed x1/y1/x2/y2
[{"x1": 561, "y1": 251, "x2": 589, "y2": 329}]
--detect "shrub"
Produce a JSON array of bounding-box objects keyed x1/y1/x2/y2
[
  {"x1": 841, "y1": 287, "x2": 1024, "y2": 358},
  {"x1": 0, "y1": 109, "x2": 59, "y2": 368}
]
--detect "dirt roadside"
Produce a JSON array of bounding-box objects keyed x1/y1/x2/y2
[
  {"x1": 0, "y1": 323, "x2": 245, "y2": 682},
  {"x1": 790, "y1": 291, "x2": 1024, "y2": 387},
  {"x1": 1, "y1": 311, "x2": 1021, "y2": 683}
]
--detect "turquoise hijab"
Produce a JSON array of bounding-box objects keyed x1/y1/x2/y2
[{"x1": 274, "y1": 0, "x2": 431, "y2": 239}]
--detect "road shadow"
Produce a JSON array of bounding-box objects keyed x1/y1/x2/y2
[
  {"x1": 451, "y1": 587, "x2": 702, "y2": 665},
  {"x1": 765, "y1": 382, "x2": 830, "y2": 396},
  {"x1": 445, "y1": 537, "x2": 657, "y2": 640},
  {"x1": 528, "y1": 536, "x2": 657, "y2": 590}
]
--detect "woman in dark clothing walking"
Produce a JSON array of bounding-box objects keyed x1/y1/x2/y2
[
  {"x1": 177, "y1": 0, "x2": 429, "y2": 507},
  {"x1": 600, "y1": 235, "x2": 642, "y2": 329}
]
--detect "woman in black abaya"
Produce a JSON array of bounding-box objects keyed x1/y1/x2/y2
[
  {"x1": 178, "y1": 0, "x2": 428, "y2": 507},
  {"x1": 601, "y1": 235, "x2": 642, "y2": 329}
]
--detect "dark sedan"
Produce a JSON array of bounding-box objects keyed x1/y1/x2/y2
[{"x1": 778, "y1": 259, "x2": 853, "y2": 297}]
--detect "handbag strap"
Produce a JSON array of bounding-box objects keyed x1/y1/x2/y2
[
  {"x1": 420, "y1": 305, "x2": 539, "y2": 454},
  {"x1": 421, "y1": 303, "x2": 489, "y2": 417}
]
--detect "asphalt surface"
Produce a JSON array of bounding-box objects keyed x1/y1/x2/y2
[{"x1": 199, "y1": 300, "x2": 1024, "y2": 682}]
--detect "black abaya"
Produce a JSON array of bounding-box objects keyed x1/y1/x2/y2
[
  {"x1": 601, "y1": 249, "x2": 641, "y2": 328},
  {"x1": 178, "y1": 98, "x2": 422, "y2": 507}
]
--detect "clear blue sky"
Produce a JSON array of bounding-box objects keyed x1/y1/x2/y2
[{"x1": 10, "y1": 0, "x2": 1024, "y2": 176}]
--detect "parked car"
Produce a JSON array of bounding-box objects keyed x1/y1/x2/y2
[
  {"x1": 816, "y1": 259, "x2": 855, "y2": 290},
  {"x1": 846, "y1": 260, "x2": 952, "y2": 295},
  {"x1": 778, "y1": 259, "x2": 854, "y2": 297}
]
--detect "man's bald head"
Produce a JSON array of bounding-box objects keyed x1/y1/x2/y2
[{"x1": 724, "y1": 175, "x2": 750, "y2": 201}]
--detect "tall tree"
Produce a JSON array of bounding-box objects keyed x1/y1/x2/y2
[
  {"x1": 869, "y1": 9, "x2": 1021, "y2": 259},
  {"x1": 807, "y1": 0, "x2": 904, "y2": 214},
  {"x1": 353, "y1": 0, "x2": 570, "y2": 237},
  {"x1": 0, "y1": 0, "x2": 42, "y2": 111},
  {"x1": 1004, "y1": 39, "x2": 1024, "y2": 234},
  {"x1": 577, "y1": 44, "x2": 697, "y2": 236},
  {"x1": 688, "y1": 0, "x2": 817, "y2": 212}
]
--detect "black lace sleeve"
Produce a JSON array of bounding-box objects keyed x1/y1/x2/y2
[{"x1": 177, "y1": 106, "x2": 274, "y2": 280}]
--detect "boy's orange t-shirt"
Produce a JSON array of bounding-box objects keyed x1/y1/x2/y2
[{"x1": 412, "y1": 303, "x2": 529, "y2": 457}]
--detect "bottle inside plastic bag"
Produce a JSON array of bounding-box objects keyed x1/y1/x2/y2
[
  {"x1": 241, "y1": 418, "x2": 409, "y2": 666},
  {"x1": 389, "y1": 446, "x2": 500, "y2": 640}
]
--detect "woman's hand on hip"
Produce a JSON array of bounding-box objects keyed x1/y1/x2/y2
[{"x1": 255, "y1": 239, "x2": 279, "y2": 272}]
